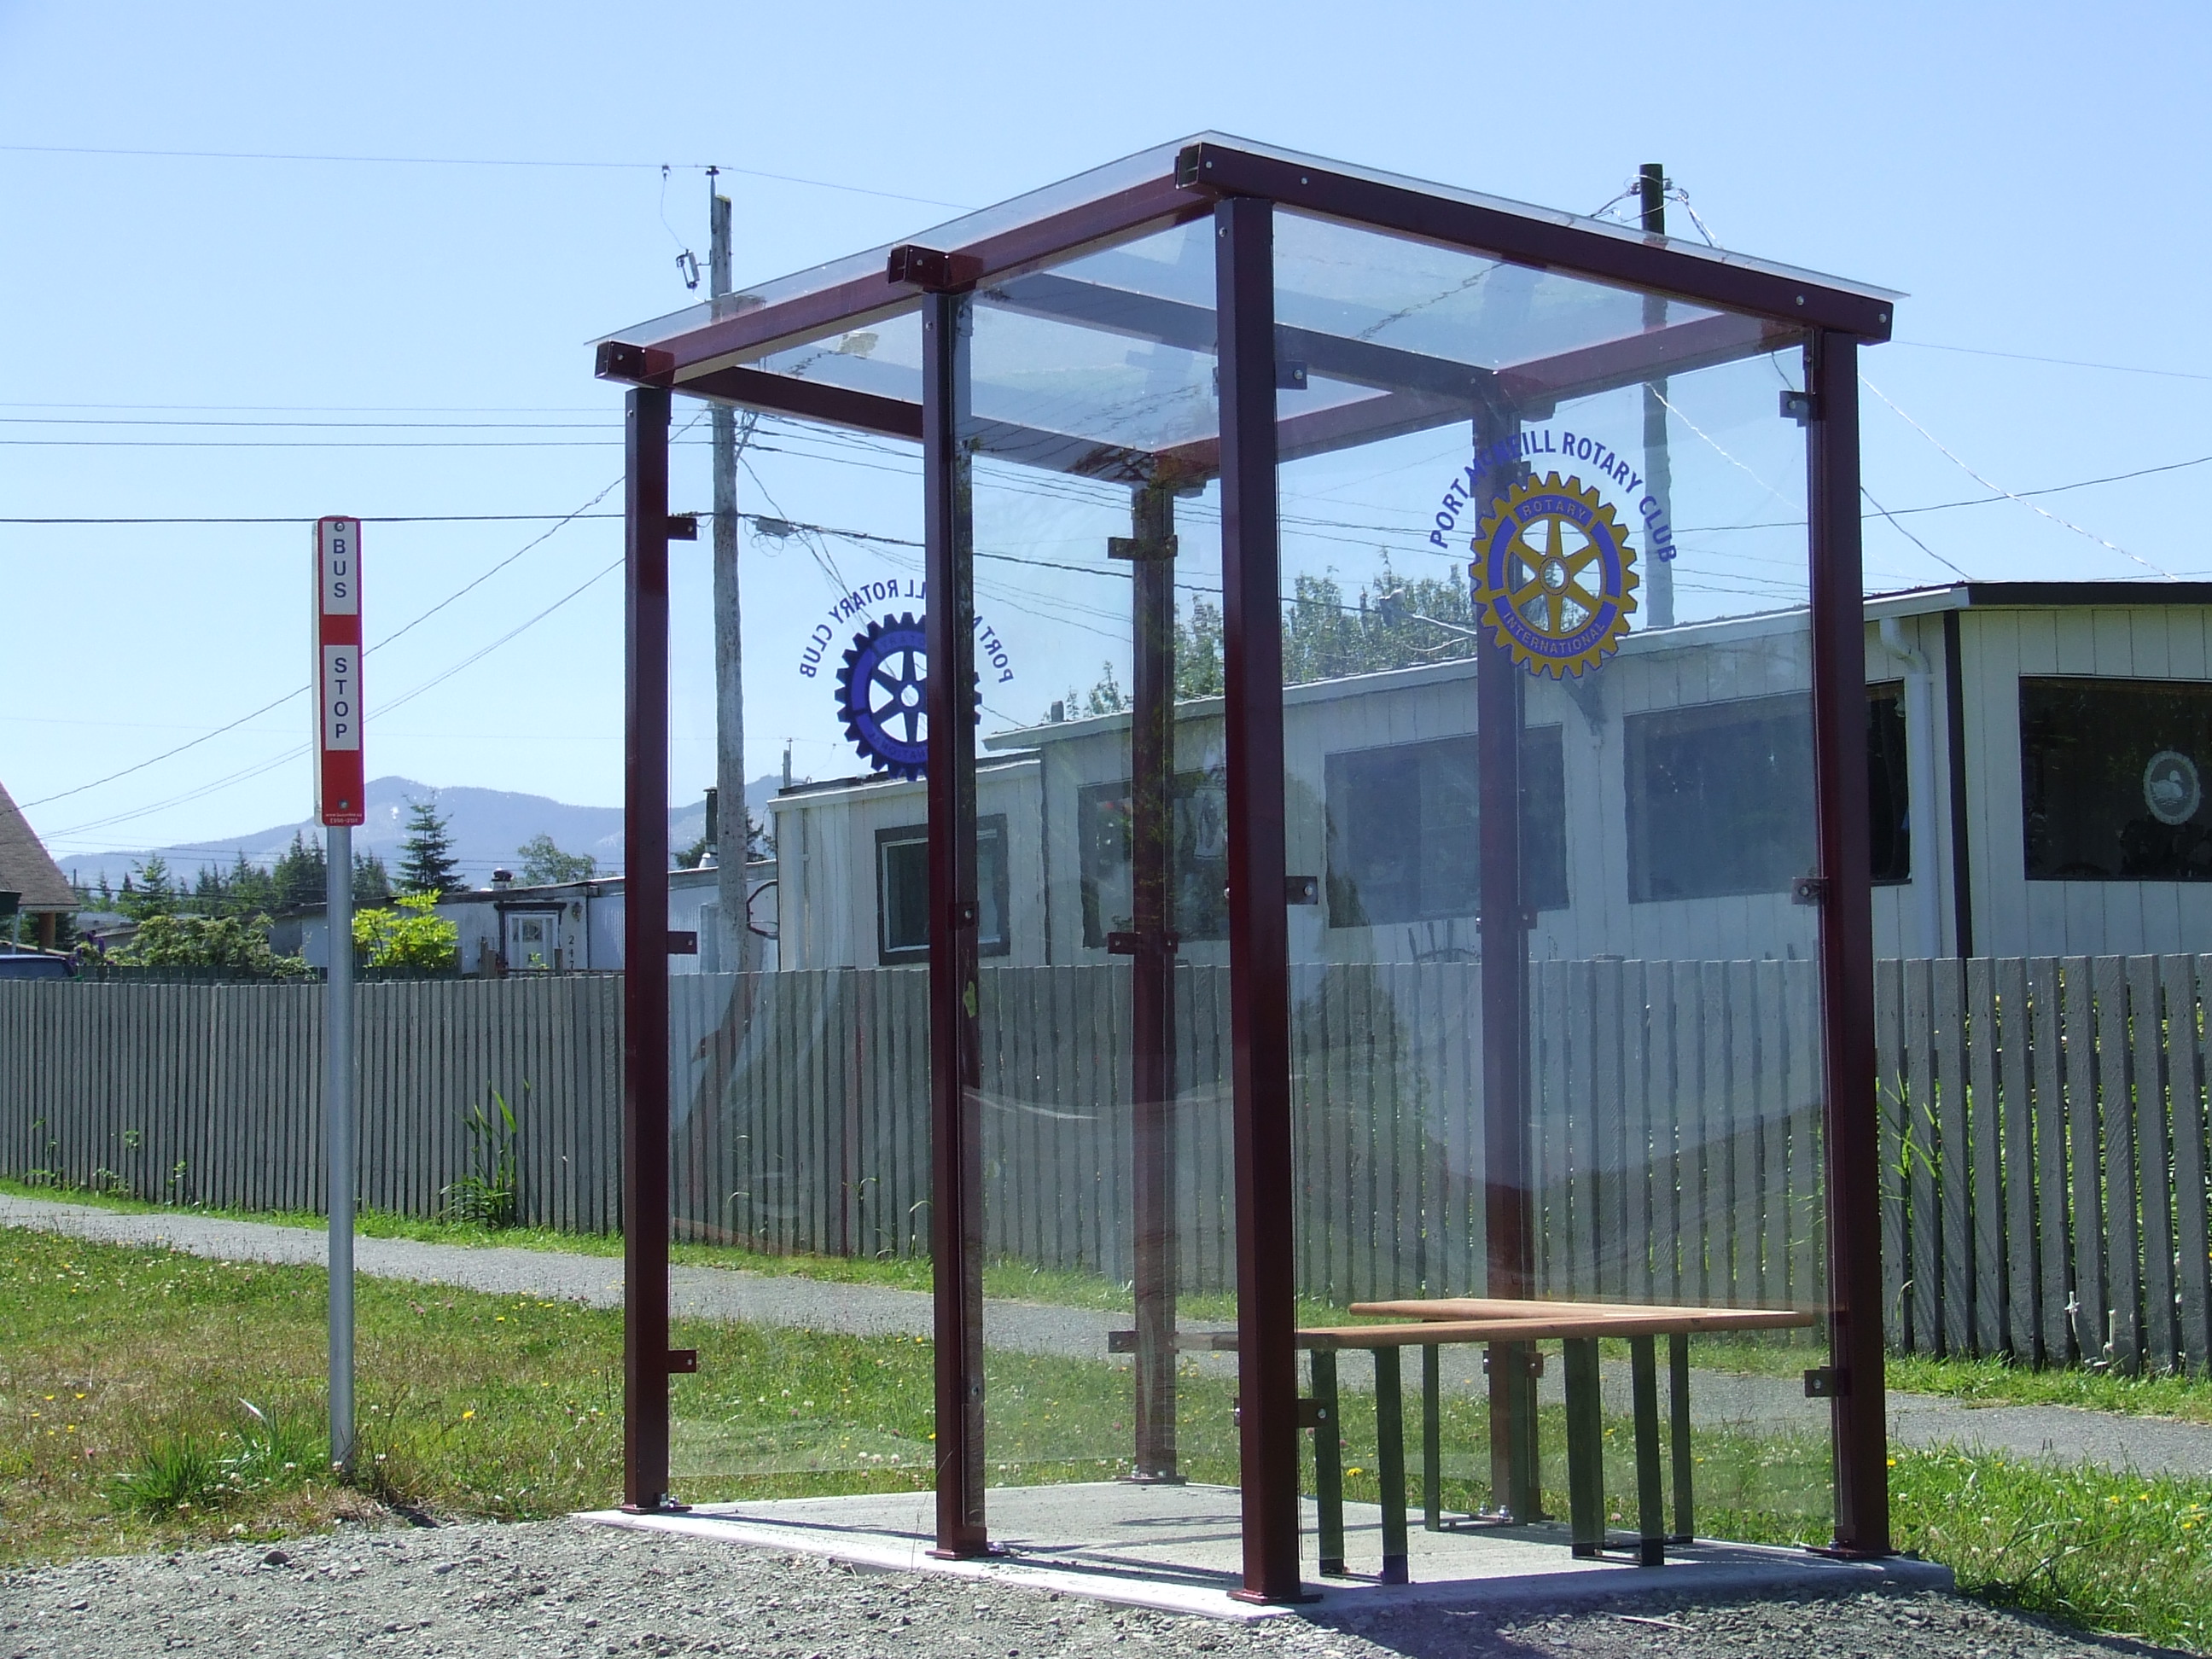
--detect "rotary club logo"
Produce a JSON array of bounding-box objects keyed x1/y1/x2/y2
[{"x1": 1469, "y1": 472, "x2": 1639, "y2": 679}]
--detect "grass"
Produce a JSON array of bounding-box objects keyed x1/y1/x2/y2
[{"x1": 2, "y1": 1223, "x2": 2209, "y2": 1650}]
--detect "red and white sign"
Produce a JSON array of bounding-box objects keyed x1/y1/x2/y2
[{"x1": 314, "y1": 516, "x2": 365, "y2": 825}]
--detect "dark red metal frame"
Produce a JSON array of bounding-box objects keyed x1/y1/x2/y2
[{"x1": 601, "y1": 134, "x2": 1896, "y2": 1595}]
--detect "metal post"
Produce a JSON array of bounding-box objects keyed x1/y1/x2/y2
[
  {"x1": 324, "y1": 824, "x2": 354, "y2": 1472},
  {"x1": 1806, "y1": 331, "x2": 1892, "y2": 1556},
  {"x1": 1473, "y1": 396, "x2": 1535, "y2": 1520},
  {"x1": 1215, "y1": 193, "x2": 1304, "y2": 1605},
  {"x1": 621, "y1": 385, "x2": 677, "y2": 1512},
  {"x1": 1126, "y1": 480, "x2": 1181, "y2": 1483},
  {"x1": 923, "y1": 286, "x2": 989, "y2": 1558},
  {"x1": 1639, "y1": 163, "x2": 1675, "y2": 631}
]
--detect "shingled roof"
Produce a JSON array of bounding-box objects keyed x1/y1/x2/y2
[{"x1": 0, "y1": 777, "x2": 76, "y2": 911}]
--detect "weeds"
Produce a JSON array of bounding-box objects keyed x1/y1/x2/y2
[{"x1": 443, "y1": 1087, "x2": 521, "y2": 1230}]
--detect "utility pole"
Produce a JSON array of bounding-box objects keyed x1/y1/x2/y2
[
  {"x1": 708, "y1": 176, "x2": 755, "y2": 974},
  {"x1": 1639, "y1": 163, "x2": 1676, "y2": 631}
]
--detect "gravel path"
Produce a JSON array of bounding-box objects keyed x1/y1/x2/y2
[
  {"x1": 0, "y1": 1518, "x2": 2189, "y2": 1659},
  {"x1": 7, "y1": 1196, "x2": 2209, "y2": 1477}
]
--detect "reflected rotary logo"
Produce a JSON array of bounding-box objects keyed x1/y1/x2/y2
[{"x1": 1469, "y1": 472, "x2": 1639, "y2": 679}]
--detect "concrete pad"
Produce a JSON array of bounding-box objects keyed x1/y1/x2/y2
[{"x1": 580, "y1": 1481, "x2": 1951, "y2": 1622}]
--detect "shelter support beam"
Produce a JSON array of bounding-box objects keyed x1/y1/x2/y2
[
  {"x1": 621, "y1": 386, "x2": 677, "y2": 1513},
  {"x1": 1216, "y1": 195, "x2": 1305, "y2": 1605},
  {"x1": 923, "y1": 288, "x2": 990, "y2": 1559},
  {"x1": 1126, "y1": 481, "x2": 1182, "y2": 1484},
  {"x1": 1807, "y1": 332, "x2": 1892, "y2": 1556},
  {"x1": 1473, "y1": 397, "x2": 1537, "y2": 1522}
]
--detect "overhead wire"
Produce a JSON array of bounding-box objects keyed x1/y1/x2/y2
[
  {"x1": 0, "y1": 143, "x2": 973, "y2": 210},
  {"x1": 1860, "y1": 374, "x2": 2180, "y2": 581}
]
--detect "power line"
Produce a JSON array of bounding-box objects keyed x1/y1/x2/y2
[
  {"x1": 15, "y1": 464, "x2": 646, "y2": 811},
  {"x1": 1861, "y1": 375, "x2": 2180, "y2": 582},
  {"x1": 0, "y1": 142, "x2": 972, "y2": 209},
  {"x1": 1889, "y1": 340, "x2": 2212, "y2": 384}
]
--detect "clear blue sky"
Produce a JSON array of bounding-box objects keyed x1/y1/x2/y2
[{"x1": 3, "y1": 0, "x2": 2206, "y2": 870}]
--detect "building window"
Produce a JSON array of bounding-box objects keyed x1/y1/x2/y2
[
  {"x1": 1629, "y1": 693, "x2": 1813, "y2": 903},
  {"x1": 1323, "y1": 730, "x2": 1569, "y2": 928},
  {"x1": 2023, "y1": 677, "x2": 2212, "y2": 882},
  {"x1": 876, "y1": 816, "x2": 1010, "y2": 963},
  {"x1": 1077, "y1": 775, "x2": 1229, "y2": 949},
  {"x1": 1868, "y1": 681, "x2": 1911, "y2": 886}
]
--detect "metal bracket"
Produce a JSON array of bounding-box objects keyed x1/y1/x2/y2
[
  {"x1": 594, "y1": 340, "x2": 672, "y2": 383},
  {"x1": 1106, "y1": 930, "x2": 1180, "y2": 957},
  {"x1": 887, "y1": 244, "x2": 981, "y2": 292},
  {"x1": 1780, "y1": 389, "x2": 1820, "y2": 427},
  {"x1": 1481, "y1": 1348, "x2": 1545, "y2": 1379},
  {"x1": 949, "y1": 900, "x2": 978, "y2": 930},
  {"x1": 668, "y1": 1348, "x2": 700, "y2": 1375},
  {"x1": 1791, "y1": 875, "x2": 1828, "y2": 908},
  {"x1": 1802, "y1": 1366, "x2": 1848, "y2": 1398},
  {"x1": 667, "y1": 931, "x2": 699, "y2": 956},
  {"x1": 1297, "y1": 1397, "x2": 1332, "y2": 1429},
  {"x1": 1284, "y1": 875, "x2": 1319, "y2": 905},
  {"x1": 1276, "y1": 360, "x2": 1309, "y2": 391},
  {"x1": 666, "y1": 514, "x2": 699, "y2": 542},
  {"x1": 1107, "y1": 534, "x2": 1179, "y2": 562}
]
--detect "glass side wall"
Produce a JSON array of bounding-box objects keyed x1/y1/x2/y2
[
  {"x1": 1269, "y1": 204, "x2": 1834, "y2": 1553},
  {"x1": 953, "y1": 220, "x2": 1248, "y2": 1563},
  {"x1": 661, "y1": 418, "x2": 939, "y2": 1516}
]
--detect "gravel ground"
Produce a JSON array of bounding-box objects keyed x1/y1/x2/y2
[
  {"x1": 8, "y1": 1196, "x2": 2210, "y2": 1476},
  {"x1": 0, "y1": 1519, "x2": 2185, "y2": 1659}
]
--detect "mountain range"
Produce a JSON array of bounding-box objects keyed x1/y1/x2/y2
[{"x1": 57, "y1": 773, "x2": 783, "y2": 890}]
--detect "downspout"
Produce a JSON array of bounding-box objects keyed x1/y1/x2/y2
[{"x1": 1878, "y1": 616, "x2": 1944, "y2": 958}]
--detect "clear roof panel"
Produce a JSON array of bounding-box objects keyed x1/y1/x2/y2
[{"x1": 599, "y1": 132, "x2": 1898, "y2": 359}]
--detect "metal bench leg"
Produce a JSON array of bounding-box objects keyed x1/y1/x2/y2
[
  {"x1": 1668, "y1": 1330, "x2": 1694, "y2": 1543},
  {"x1": 1630, "y1": 1335, "x2": 1665, "y2": 1566},
  {"x1": 1375, "y1": 1346, "x2": 1410, "y2": 1584},
  {"x1": 1312, "y1": 1348, "x2": 1345, "y2": 1576},
  {"x1": 1421, "y1": 1343, "x2": 1441, "y2": 1532},
  {"x1": 1563, "y1": 1336, "x2": 1604, "y2": 1558}
]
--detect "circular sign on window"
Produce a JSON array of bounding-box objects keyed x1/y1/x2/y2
[{"x1": 2144, "y1": 749, "x2": 2202, "y2": 825}]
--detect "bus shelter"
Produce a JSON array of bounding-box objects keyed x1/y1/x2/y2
[{"x1": 593, "y1": 136, "x2": 1899, "y2": 1604}]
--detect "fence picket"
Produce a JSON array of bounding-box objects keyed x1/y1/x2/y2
[
  {"x1": 2097, "y1": 956, "x2": 2143, "y2": 1372},
  {"x1": 2130, "y1": 956, "x2": 2178, "y2": 1372}
]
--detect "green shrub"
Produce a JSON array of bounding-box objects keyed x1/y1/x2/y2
[{"x1": 352, "y1": 891, "x2": 458, "y2": 972}]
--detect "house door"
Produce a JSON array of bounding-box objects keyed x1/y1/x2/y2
[{"x1": 504, "y1": 910, "x2": 560, "y2": 972}]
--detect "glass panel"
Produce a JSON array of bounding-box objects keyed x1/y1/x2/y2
[
  {"x1": 956, "y1": 275, "x2": 1249, "y2": 1567},
  {"x1": 1273, "y1": 205, "x2": 1834, "y2": 1566}
]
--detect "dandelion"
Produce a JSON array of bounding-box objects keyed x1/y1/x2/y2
[{"x1": 462, "y1": 1409, "x2": 476, "y2": 1421}]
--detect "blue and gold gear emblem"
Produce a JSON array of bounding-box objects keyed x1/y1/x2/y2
[
  {"x1": 1469, "y1": 471, "x2": 1639, "y2": 679},
  {"x1": 836, "y1": 613, "x2": 930, "y2": 780}
]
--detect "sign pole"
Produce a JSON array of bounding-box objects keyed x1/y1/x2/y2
[
  {"x1": 326, "y1": 821, "x2": 354, "y2": 1470},
  {"x1": 314, "y1": 515, "x2": 365, "y2": 1473}
]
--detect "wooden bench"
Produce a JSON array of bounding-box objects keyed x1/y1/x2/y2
[
  {"x1": 1314, "y1": 1300, "x2": 1815, "y2": 1581},
  {"x1": 1110, "y1": 1299, "x2": 1813, "y2": 1583}
]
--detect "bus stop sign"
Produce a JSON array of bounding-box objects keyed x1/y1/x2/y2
[{"x1": 314, "y1": 516, "x2": 364, "y2": 825}]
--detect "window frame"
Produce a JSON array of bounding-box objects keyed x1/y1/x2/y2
[
  {"x1": 1322, "y1": 726, "x2": 1569, "y2": 930},
  {"x1": 876, "y1": 815, "x2": 1011, "y2": 963}
]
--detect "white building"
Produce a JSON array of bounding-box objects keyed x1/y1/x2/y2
[
  {"x1": 770, "y1": 583, "x2": 2212, "y2": 969},
  {"x1": 293, "y1": 861, "x2": 778, "y2": 975}
]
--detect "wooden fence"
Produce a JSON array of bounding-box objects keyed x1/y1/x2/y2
[
  {"x1": 4, "y1": 955, "x2": 2209, "y2": 1372},
  {"x1": 0, "y1": 976, "x2": 622, "y2": 1230}
]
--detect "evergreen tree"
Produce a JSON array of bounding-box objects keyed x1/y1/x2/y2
[
  {"x1": 398, "y1": 798, "x2": 464, "y2": 896},
  {"x1": 227, "y1": 849, "x2": 278, "y2": 916},
  {"x1": 270, "y1": 831, "x2": 327, "y2": 913},
  {"x1": 119, "y1": 856, "x2": 178, "y2": 920},
  {"x1": 353, "y1": 851, "x2": 392, "y2": 906}
]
